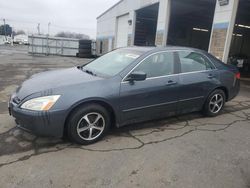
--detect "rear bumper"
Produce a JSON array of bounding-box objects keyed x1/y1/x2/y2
[
  {"x1": 9, "y1": 99, "x2": 66, "y2": 138},
  {"x1": 227, "y1": 80, "x2": 240, "y2": 101}
]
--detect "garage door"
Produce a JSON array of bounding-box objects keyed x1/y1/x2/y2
[{"x1": 116, "y1": 14, "x2": 129, "y2": 48}]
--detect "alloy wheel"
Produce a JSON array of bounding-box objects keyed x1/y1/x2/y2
[
  {"x1": 209, "y1": 94, "x2": 224, "y2": 114},
  {"x1": 76, "y1": 112, "x2": 105, "y2": 141}
]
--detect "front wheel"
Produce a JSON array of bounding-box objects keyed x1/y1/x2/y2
[
  {"x1": 203, "y1": 89, "x2": 226, "y2": 117},
  {"x1": 67, "y1": 104, "x2": 111, "y2": 145}
]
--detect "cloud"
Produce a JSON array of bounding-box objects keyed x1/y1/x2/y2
[{"x1": 0, "y1": 0, "x2": 119, "y2": 38}]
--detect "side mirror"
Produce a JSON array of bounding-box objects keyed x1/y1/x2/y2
[{"x1": 126, "y1": 71, "x2": 147, "y2": 82}]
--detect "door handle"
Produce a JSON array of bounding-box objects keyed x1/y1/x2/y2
[
  {"x1": 208, "y1": 74, "x2": 215, "y2": 79},
  {"x1": 166, "y1": 80, "x2": 177, "y2": 86}
]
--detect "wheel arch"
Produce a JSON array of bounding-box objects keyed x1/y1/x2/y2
[
  {"x1": 63, "y1": 99, "x2": 118, "y2": 136},
  {"x1": 206, "y1": 86, "x2": 229, "y2": 102},
  {"x1": 214, "y1": 86, "x2": 229, "y2": 101}
]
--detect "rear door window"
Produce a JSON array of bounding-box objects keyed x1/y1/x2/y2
[{"x1": 178, "y1": 51, "x2": 214, "y2": 73}]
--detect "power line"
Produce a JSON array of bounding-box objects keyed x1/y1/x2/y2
[
  {"x1": 1, "y1": 18, "x2": 94, "y2": 31},
  {"x1": 51, "y1": 24, "x2": 94, "y2": 31},
  {"x1": 0, "y1": 18, "x2": 38, "y2": 24}
]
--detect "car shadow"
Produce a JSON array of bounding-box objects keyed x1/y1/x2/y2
[
  {"x1": 110, "y1": 100, "x2": 250, "y2": 134},
  {"x1": 0, "y1": 99, "x2": 249, "y2": 157}
]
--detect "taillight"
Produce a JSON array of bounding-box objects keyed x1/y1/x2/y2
[{"x1": 235, "y1": 72, "x2": 241, "y2": 79}]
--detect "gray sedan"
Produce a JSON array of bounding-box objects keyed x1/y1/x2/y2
[{"x1": 9, "y1": 47, "x2": 240, "y2": 144}]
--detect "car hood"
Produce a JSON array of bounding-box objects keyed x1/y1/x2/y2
[{"x1": 16, "y1": 67, "x2": 103, "y2": 100}]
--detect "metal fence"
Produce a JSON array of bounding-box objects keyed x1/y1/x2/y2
[{"x1": 28, "y1": 35, "x2": 79, "y2": 56}]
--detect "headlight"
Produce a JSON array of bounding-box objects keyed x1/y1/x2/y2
[{"x1": 21, "y1": 95, "x2": 60, "y2": 111}]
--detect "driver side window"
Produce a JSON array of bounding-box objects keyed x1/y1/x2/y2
[{"x1": 133, "y1": 52, "x2": 175, "y2": 78}]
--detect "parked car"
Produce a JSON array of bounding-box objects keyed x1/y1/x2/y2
[
  {"x1": 9, "y1": 47, "x2": 240, "y2": 144},
  {"x1": 13, "y1": 34, "x2": 29, "y2": 45}
]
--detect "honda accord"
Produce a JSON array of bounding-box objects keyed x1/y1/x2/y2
[{"x1": 9, "y1": 47, "x2": 240, "y2": 144}]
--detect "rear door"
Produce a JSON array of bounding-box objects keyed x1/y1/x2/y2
[
  {"x1": 177, "y1": 50, "x2": 218, "y2": 113},
  {"x1": 119, "y1": 51, "x2": 180, "y2": 125}
]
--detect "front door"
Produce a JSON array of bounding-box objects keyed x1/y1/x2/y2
[{"x1": 119, "y1": 51, "x2": 180, "y2": 125}]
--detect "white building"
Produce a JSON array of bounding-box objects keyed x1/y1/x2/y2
[
  {"x1": 96, "y1": 0, "x2": 250, "y2": 74},
  {"x1": 0, "y1": 35, "x2": 6, "y2": 45},
  {"x1": 14, "y1": 34, "x2": 29, "y2": 44},
  {"x1": 0, "y1": 35, "x2": 12, "y2": 45}
]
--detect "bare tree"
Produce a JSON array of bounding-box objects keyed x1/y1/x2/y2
[
  {"x1": 12, "y1": 30, "x2": 26, "y2": 36},
  {"x1": 55, "y1": 31, "x2": 89, "y2": 39}
]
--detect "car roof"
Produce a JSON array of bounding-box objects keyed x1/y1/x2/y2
[{"x1": 120, "y1": 46, "x2": 205, "y2": 54}]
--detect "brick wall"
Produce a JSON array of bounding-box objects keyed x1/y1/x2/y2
[
  {"x1": 209, "y1": 28, "x2": 228, "y2": 60},
  {"x1": 127, "y1": 34, "x2": 132, "y2": 46},
  {"x1": 155, "y1": 31, "x2": 164, "y2": 46},
  {"x1": 112, "y1": 38, "x2": 115, "y2": 50},
  {"x1": 96, "y1": 40, "x2": 100, "y2": 56},
  {"x1": 96, "y1": 37, "x2": 114, "y2": 56}
]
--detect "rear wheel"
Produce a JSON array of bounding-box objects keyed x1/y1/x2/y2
[
  {"x1": 67, "y1": 104, "x2": 111, "y2": 145},
  {"x1": 203, "y1": 89, "x2": 225, "y2": 117}
]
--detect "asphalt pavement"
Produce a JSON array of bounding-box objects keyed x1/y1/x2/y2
[{"x1": 0, "y1": 45, "x2": 250, "y2": 188}]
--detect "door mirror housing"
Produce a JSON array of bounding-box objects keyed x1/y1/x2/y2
[{"x1": 126, "y1": 71, "x2": 147, "y2": 82}]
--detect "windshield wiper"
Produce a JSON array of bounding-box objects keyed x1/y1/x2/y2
[
  {"x1": 80, "y1": 67, "x2": 97, "y2": 76},
  {"x1": 84, "y1": 69, "x2": 95, "y2": 76}
]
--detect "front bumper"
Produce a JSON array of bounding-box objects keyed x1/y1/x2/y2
[{"x1": 9, "y1": 96, "x2": 66, "y2": 138}]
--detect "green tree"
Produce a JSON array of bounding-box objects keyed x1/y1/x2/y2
[{"x1": 0, "y1": 24, "x2": 12, "y2": 36}]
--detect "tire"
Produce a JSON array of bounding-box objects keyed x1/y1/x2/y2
[
  {"x1": 79, "y1": 40, "x2": 92, "y2": 45},
  {"x1": 67, "y1": 104, "x2": 111, "y2": 145},
  {"x1": 79, "y1": 48, "x2": 91, "y2": 54},
  {"x1": 79, "y1": 43, "x2": 91, "y2": 49},
  {"x1": 203, "y1": 89, "x2": 226, "y2": 117}
]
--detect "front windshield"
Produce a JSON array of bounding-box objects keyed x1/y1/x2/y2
[{"x1": 83, "y1": 49, "x2": 141, "y2": 77}]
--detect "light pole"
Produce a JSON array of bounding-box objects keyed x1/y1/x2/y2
[
  {"x1": 47, "y1": 22, "x2": 51, "y2": 55},
  {"x1": 3, "y1": 18, "x2": 7, "y2": 40},
  {"x1": 37, "y1": 23, "x2": 40, "y2": 35},
  {"x1": 48, "y1": 22, "x2": 51, "y2": 36}
]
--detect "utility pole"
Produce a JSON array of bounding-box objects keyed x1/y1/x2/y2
[
  {"x1": 37, "y1": 23, "x2": 40, "y2": 35},
  {"x1": 11, "y1": 27, "x2": 14, "y2": 46},
  {"x1": 47, "y1": 22, "x2": 51, "y2": 56},
  {"x1": 3, "y1": 18, "x2": 7, "y2": 40}
]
